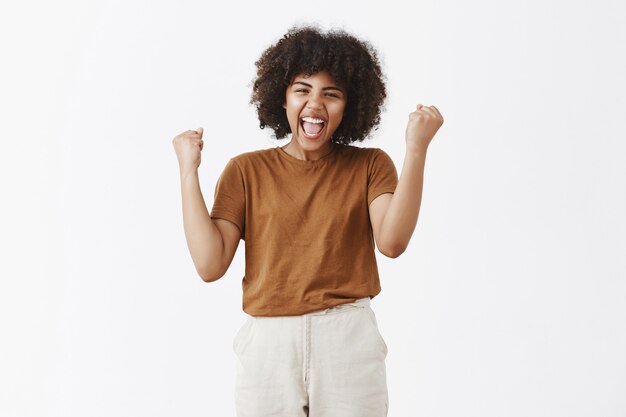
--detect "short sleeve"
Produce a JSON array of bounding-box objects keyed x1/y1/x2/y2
[
  {"x1": 210, "y1": 158, "x2": 245, "y2": 240},
  {"x1": 367, "y1": 148, "x2": 398, "y2": 206}
]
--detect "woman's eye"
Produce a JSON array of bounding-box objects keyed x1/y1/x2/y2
[{"x1": 293, "y1": 89, "x2": 339, "y2": 98}]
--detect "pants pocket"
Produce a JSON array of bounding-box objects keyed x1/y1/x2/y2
[
  {"x1": 232, "y1": 317, "x2": 254, "y2": 357},
  {"x1": 362, "y1": 307, "x2": 388, "y2": 357}
]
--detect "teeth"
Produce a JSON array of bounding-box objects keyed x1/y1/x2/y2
[{"x1": 301, "y1": 116, "x2": 325, "y2": 124}]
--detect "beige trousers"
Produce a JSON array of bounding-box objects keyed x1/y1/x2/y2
[{"x1": 232, "y1": 296, "x2": 389, "y2": 417}]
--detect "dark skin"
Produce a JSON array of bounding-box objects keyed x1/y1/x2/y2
[
  {"x1": 280, "y1": 70, "x2": 347, "y2": 161},
  {"x1": 249, "y1": 25, "x2": 387, "y2": 145}
]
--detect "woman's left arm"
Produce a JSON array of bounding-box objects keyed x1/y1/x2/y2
[{"x1": 370, "y1": 104, "x2": 444, "y2": 257}]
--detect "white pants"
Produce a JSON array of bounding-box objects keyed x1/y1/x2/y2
[{"x1": 232, "y1": 297, "x2": 389, "y2": 417}]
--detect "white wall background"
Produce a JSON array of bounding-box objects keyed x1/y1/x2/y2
[{"x1": 1, "y1": 0, "x2": 625, "y2": 416}]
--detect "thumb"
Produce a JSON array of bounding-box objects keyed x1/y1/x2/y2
[{"x1": 197, "y1": 127, "x2": 203, "y2": 137}]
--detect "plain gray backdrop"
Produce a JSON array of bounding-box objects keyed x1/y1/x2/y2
[{"x1": 1, "y1": 0, "x2": 625, "y2": 416}]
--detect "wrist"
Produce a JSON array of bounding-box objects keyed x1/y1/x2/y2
[
  {"x1": 180, "y1": 167, "x2": 198, "y2": 181},
  {"x1": 406, "y1": 144, "x2": 428, "y2": 158}
]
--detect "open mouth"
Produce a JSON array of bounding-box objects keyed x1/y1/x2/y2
[{"x1": 300, "y1": 116, "x2": 326, "y2": 139}]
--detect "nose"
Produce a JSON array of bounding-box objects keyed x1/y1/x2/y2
[{"x1": 306, "y1": 94, "x2": 323, "y2": 109}]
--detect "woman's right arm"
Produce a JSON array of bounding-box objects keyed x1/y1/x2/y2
[
  {"x1": 173, "y1": 128, "x2": 241, "y2": 282},
  {"x1": 179, "y1": 170, "x2": 225, "y2": 281}
]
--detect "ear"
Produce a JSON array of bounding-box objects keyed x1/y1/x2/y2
[{"x1": 282, "y1": 101, "x2": 287, "y2": 109}]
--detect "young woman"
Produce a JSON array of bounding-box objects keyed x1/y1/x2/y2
[{"x1": 173, "y1": 25, "x2": 443, "y2": 417}]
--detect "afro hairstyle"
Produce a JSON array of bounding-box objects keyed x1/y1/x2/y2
[{"x1": 249, "y1": 24, "x2": 387, "y2": 145}]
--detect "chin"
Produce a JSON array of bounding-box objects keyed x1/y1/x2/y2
[{"x1": 300, "y1": 136, "x2": 329, "y2": 148}]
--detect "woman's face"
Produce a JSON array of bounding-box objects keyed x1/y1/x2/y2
[{"x1": 283, "y1": 70, "x2": 347, "y2": 154}]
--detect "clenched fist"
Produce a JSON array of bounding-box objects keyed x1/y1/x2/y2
[
  {"x1": 172, "y1": 127, "x2": 204, "y2": 175},
  {"x1": 405, "y1": 104, "x2": 444, "y2": 152}
]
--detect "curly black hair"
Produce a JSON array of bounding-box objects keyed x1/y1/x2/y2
[{"x1": 249, "y1": 24, "x2": 387, "y2": 145}]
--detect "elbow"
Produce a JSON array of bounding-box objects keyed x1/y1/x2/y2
[
  {"x1": 379, "y1": 243, "x2": 406, "y2": 259},
  {"x1": 197, "y1": 265, "x2": 225, "y2": 283},
  {"x1": 200, "y1": 274, "x2": 218, "y2": 283}
]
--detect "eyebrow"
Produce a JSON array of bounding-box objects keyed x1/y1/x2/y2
[{"x1": 292, "y1": 81, "x2": 344, "y2": 93}]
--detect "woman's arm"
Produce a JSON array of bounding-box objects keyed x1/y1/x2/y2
[
  {"x1": 369, "y1": 104, "x2": 443, "y2": 257},
  {"x1": 179, "y1": 170, "x2": 227, "y2": 281},
  {"x1": 179, "y1": 170, "x2": 242, "y2": 282},
  {"x1": 173, "y1": 128, "x2": 240, "y2": 282},
  {"x1": 370, "y1": 149, "x2": 427, "y2": 257}
]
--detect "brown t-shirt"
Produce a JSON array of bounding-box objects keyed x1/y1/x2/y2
[{"x1": 210, "y1": 143, "x2": 398, "y2": 316}]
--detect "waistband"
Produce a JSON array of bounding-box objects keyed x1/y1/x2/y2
[{"x1": 303, "y1": 296, "x2": 371, "y2": 316}]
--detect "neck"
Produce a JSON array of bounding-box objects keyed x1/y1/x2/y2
[{"x1": 282, "y1": 140, "x2": 336, "y2": 161}]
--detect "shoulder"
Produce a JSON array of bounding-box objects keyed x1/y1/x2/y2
[
  {"x1": 335, "y1": 143, "x2": 374, "y2": 160},
  {"x1": 230, "y1": 147, "x2": 274, "y2": 161},
  {"x1": 340, "y1": 144, "x2": 388, "y2": 156},
  {"x1": 366, "y1": 146, "x2": 391, "y2": 158},
  {"x1": 228, "y1": 147, "x2": 277, "y2": 167},
  {"x1": 340, "y1": 145, "x2": 392, "y2": 165},
  {"x1": 367, "y1": 147, "x2": 394, "y2": 164}
]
